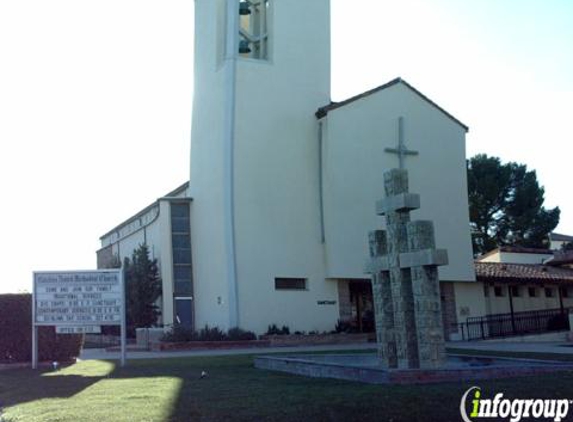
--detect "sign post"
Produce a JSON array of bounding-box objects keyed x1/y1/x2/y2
[
  {"x1": 32, "y1": 269, "x2": 126, "y2": 369},
  {"x1": 120, "y1": 268, "x2": 126, "y2": 367},
  {"x1": 32, "y1": 300, "x2": 38, "y2": 369}
]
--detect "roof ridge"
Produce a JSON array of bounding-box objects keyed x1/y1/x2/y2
[
  {"x1": 99, "y1": 181, "x2": 190, "y2": 240},
  {"x1": 315, "y1": 77, "x2": 468, "y2": 132}
]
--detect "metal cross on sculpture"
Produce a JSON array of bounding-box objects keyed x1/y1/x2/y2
[{"x1": 384, "y1": 116, "x2": 419, "y2": 170}]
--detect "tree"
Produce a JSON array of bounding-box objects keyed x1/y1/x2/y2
[
  {"x1": 467, "y1": 154, "x2": 560, "y2": 255},
  {"x1": 123, "y1": 244, "x2": 162, "y2": 332}
]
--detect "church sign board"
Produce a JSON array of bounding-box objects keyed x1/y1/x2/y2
[
  {"x1": 55, "y1": 326, "x2": 102, "y2": 334},
  {"x1": 34, "y1": 271, "x2": 122, "y2": 326},
  {"x1": 32, "y1": 269, "x2": 126, "y2": 368}
]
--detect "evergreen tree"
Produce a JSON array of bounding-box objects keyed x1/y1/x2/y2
[
  {"x1": 468, "y1": 154, "x2": 560, "y2": 255},
  {"x1": 123, "y1": 244, "x2": 162, "y2": 332}
]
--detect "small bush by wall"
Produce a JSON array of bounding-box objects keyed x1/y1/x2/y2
[
  {"x1": 161, "y1": 325, "x2": 257, "y2": 343},
  {"x1": 0, "y1": 294, "x2": 83, "y2": 363},
  {"x1": 266, "y1": 324, "x2": 290, "y2": 335}
]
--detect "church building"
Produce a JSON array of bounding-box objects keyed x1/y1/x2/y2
[{"x1": 97, "y1": 0, "x2": 483, "y2": 338}]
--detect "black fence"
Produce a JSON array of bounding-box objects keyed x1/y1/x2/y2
[{"x1": 459, "y1": 307, "x2": 571, "y2": 341}]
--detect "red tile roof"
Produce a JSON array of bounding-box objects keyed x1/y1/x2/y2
[{"x1": 475, "y1": 262, "x2": 573, "y2": 284}]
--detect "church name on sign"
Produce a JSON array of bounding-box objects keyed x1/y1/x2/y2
[
  {"x1": 34, "y1": 270, "x2": 123, "y2": 326},
  {"x1": 35, "y1": 273, "x2": 119, "y2": 284}
]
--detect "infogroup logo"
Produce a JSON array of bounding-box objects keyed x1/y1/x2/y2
[{"x1": 460, "y1": 387, "x2": 571, "y2": 422}]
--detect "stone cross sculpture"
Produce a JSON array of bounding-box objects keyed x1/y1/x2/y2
[{"x1": 365, "y1": 168, "x2": 448, "y2": 369}]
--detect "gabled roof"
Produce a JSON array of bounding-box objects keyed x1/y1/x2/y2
[
  {"x1": 475, "y1": 262, "x2": 573, "y2": 284},
  {"x1": 550, "y1": 232, "x2": 573, "y2": 242},
  {"x1": 315, "y1": 77, "x2": 469, "y2": 132}
]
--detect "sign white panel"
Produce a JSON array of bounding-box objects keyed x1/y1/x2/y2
[
  {"x1": 55, "y1": 326, "x2": 102, "y2": 334},
  {"x1": 33, "y1": 270, "x2": 122, "y2": 326}
]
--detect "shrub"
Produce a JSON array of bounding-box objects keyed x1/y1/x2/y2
[
  {"x1": 547, "y1": 314, "x2": 568, "y2": 331},
  {"x1": 227, "y1": 327, "x2": 257, "y2": 341},
  {"x1": 160, "y1": 325, "x2": 196, "y2": 342},
  {"x1": 266, "y1": 324, "x2": 280, "y2": 335},
  {"x1": 161, "y1": 325, "x2": 258, "y2": 343},
  {"x1": 124, "y1": 244, "x2": 162, "y2": 337},
  {"x1": 335, "y1": 319, "x2": 355, "y2": 333},
  {"x1": 0, "y1": 294, "x2": 83, "y2": 363},
  {"x1": 197, "y1": 325, "x2": 227, "y2": 341},
  {"x1": 266, "y1": 324, "x2": 290, "y2": 335}
]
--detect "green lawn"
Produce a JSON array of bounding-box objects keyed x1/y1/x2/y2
[{"x1": 1, "y1": 352, "x2": 573, "y2": 422}]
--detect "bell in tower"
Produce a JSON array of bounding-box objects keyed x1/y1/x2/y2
[{"x1": 238, "y1": 0, "x2": 270, "y2": 59}]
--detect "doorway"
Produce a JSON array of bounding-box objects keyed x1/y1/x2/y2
[
  {"x1": 348, "y1": 280, "x2": 374, "y2": 332},
  {"x1": 174, "y1": 297, "x2": 193, "y2": 329}
]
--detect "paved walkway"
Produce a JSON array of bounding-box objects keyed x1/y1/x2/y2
[
  {"x1": 448, "y1": 341, "x2": 573, "y2": 355},
  {"x1": 79, "y1": 340, "x2": 573, "y2": 362},
  {"x1": 79, "y1": 343, "x2": 377, "y2": 361}
]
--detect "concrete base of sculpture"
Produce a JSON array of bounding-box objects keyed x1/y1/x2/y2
[{"x1": 254, "y1": 353, "x2": 573, "y2": 385}]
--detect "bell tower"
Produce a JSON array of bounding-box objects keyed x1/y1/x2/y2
[
  {"x1": 190, "y1": 0, "x2": 332, "y2": 331},
  {"x1": 238, "y1": 0, "x2": 270, "y2": 59}
]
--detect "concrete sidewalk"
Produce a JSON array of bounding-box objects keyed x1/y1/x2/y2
[
  {"x1": 79, "y1": 342, "x2": 377, "y2": 361},
  {"x1": 79, "y1": 340, "x2": 573, "y2": 362},
  {"x1": 448, "y1": 341, "x2": 573, "y2": 355}
]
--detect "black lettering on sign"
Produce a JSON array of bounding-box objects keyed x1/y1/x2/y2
[{"x1": 317, "y1": 300, "x2": 337, "y2": 305}]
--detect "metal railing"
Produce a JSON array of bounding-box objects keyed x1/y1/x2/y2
[{"x1": 459, "y1": 307, "x2": 570, "y2": 341}]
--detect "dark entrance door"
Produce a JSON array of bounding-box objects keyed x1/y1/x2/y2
[
  {"x1": 349, "y1": 281, "x2": 374, "y2": 332},
  {"x1": 175, "y1": 298, "x2": 193, "y2": 329}
]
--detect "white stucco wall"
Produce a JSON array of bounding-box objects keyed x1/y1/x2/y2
[
  {"x1": 550, "y1": 240, "x2": 569, "y2": 251},
  {"x1": 99, "y1": 212, "x2": 169, "y2": 323},
  {"x1": 98, "y1": 185, "x2": 191, "y2": 326},
  {"x1": 478, "y1": 253, "x2": 501, "y2": 263},
  {"x1": 189, "y1": 0, "x2": 236, "y2": 330},
  {"x1": 232, "y1": 0, "x2": 339, "y2": 333},
  {"x1": 479, "y1": 251, "x2": 553, "y2": 264},
  {"x1": 453, "y1": 282, "x2": 487, "y2": 324},
  {"x1": 483, "y1": 283, "x2": 564, "y2": 314},
  {"x1": 189, "y1": 0, "x2": 342, "y2": 333},
  {"x1": 322, "y1": 82, "x2": 475, "y2": 283},
  {"x1": 188, "y1": 1, "x2": 480, "y2": 333},
  {"x1": 157, "y1": 200, "x2": 175, "y2": 326}
]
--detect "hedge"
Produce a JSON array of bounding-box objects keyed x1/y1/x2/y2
[
  {"x1": 0, "y1": 294, "x2": 83, "y2": 363},
  {"x1": 161, "y1": 325, "x2": 257, "y2": 343}
]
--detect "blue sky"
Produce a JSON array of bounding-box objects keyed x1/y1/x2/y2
[{"x1": 0, "y1": 0, "x2": 571, "y2": 293}]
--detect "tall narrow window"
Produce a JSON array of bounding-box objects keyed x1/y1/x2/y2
[
  {"x1": 171, "y1": 202, "x2": 193, "y2": 329},
  {"x1": 238, "y1": 0, "x2": 270, "y2": 60}
]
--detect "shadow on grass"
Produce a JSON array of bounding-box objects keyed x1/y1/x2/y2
[
  {"x1": 2, "y1": 353, "x2": 573, "y2": 422},
  {"x1": 0, "y1": 361, "x2": 115, "y2": 409}
]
